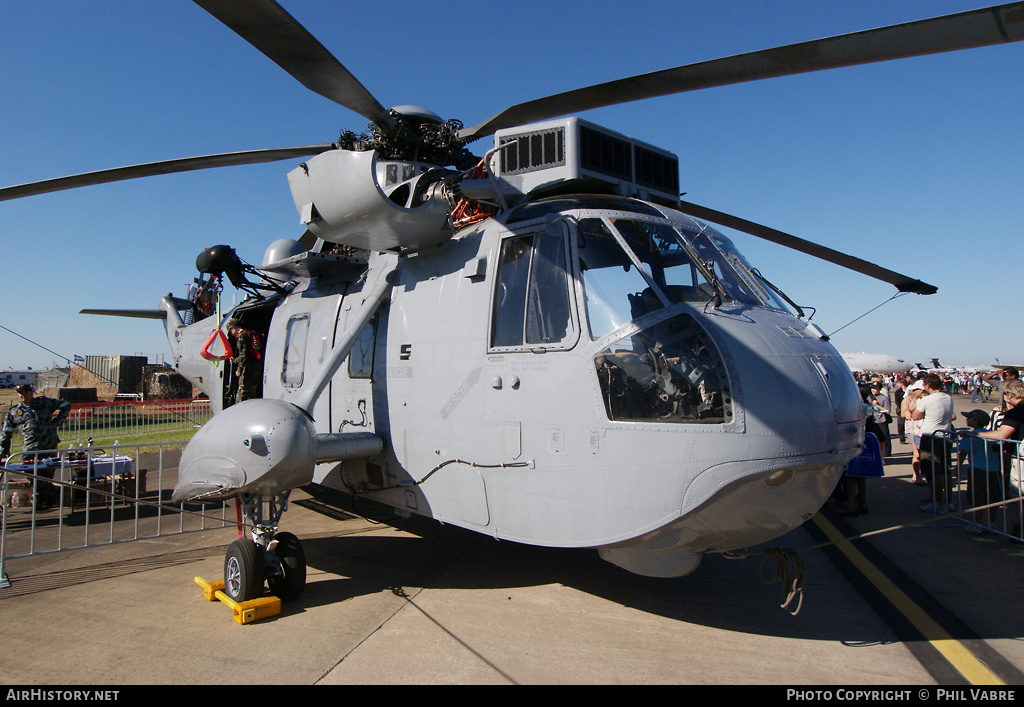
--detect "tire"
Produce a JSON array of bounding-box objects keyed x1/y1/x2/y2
[
  {"x1": 267, "y1": 531, "x2": 306, "y2": 601},
  {"x1": 224, "y1": 538, "x2": 264, "y2": 602}
]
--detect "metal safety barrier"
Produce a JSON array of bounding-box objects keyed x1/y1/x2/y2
[
  {"x1": 918, "y1": 429, "x2": 1024, "y2": 541},
  {"x1": 1, "y1": 442, "x2": 230, "y2": 589},
  {"x1": 59, "y1": 398, "x2": 213, "y2": 446}
]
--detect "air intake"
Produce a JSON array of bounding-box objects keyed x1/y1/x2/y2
[
  {"x1": 499, "y1": 127, "x2": 566, "y2": 174},
  {"x1": 493, "y1": 118, "x2": 679, "y2": 206}
]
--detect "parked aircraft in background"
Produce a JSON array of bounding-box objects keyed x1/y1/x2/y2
[
  {"x1": 841, "y1": 353, "x2": 911, "y2": 374},
  {"x1": 912, "y1": 358, "x2": 1012, "y2": 374}
]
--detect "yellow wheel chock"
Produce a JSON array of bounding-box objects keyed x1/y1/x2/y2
[{"x1": 195, "y1": 576, "x2": 281, "y2": 625}]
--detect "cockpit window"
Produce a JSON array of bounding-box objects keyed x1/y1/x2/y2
[
  {"x1": 574, "y1": 214, "x2": 797, "y2": 339},
  {"x1": 501, "y1": 202, "x2": 799, "y2": 347},
  {"x1": 491, "y1": 231, "x2": 575, "y2": 349},
  {"x1": 702, "y1": 232, "x2": 799, "y2": 315},
  {"x1": 595, "y1": 312, "x2": 731, "y2": 424},
  {"x1": 492, "y1": 236, "x2": 532, "y2": 347},
  {"x1": 683, "y1": 228, "x2": 769, "y2": 307},
  {"x1": 608, "y1": 219, "x2": 762, "y2": 307},
  {"x1": 577, "y1": 218, "x2": 660, "y2": 340},
  {"x1": 609, "y1": 218, "x2": 723, "y2": 304}
]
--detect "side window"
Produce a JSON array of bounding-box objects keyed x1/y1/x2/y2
[
  {"x1": 348, "y1": 316, "x2": 376, "y2": 379},
  {"x1": 492, "y1": 236, "x2": 533, "y2": 347},
  {"x1": 526, "y1": 231, "x2": 571, "y2": 345},
  {"x1": 282, "y1": 314, "x2": 310, "y2": 387},
  {"x1": 491, "y1": 231, "x2": 574, "y2": 349}
]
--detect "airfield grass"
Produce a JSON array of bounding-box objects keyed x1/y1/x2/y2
[{"x1": 1, "y1": 388, "x2": 200, "y2": 454}]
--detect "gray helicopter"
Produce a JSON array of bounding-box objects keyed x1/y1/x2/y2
[{"x1": 3, "y1": 1, "x2": 1021, "y2": 602}]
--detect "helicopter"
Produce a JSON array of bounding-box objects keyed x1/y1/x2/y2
[{"x1": 2, "y1": 1, "x2": 1021, "y2": 602}]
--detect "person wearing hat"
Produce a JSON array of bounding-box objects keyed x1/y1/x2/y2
[
  {"x1": 985, "y1": 367, "x2": 1021, "y2": 431},
  {"x1": 225, "y1": 318, "x2": 263, "y2": 404},
  {"x1": 983, "y1": 366, "x2": 1019, "y2": 404},
  {"x1": 902, "y1": 384, "x2": 927, "y2": 485},
  {"x1": 962, "y1": 408, "x2": 991, "y2": 428},
  {"x1": 957, "y1": 409, "x2": 1002, "y2": 534},
  {"x1": 1, "y1": 384, "x2": 71, "y2": 509},
  {"x1": 868, "y1": 380, "x2": 892, "y2": 456}
]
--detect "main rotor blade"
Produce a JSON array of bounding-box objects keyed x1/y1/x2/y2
[
  {"x1": 676, "y1": 200, "x2": 937, "y2": 295},
  {"x1": 0, "y1": 145, "x2": 334, "y2": 202},
  {"x1": 193, "y1": 0, "x2": 397, "y2": 131},
  {"x1": 460, "y1": 2, "x2": 1024, "y2": 140}
]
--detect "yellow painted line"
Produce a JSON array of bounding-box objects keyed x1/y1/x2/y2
[{"x1": 812, "y1": 514, "x2": 1004, "y2": 685}]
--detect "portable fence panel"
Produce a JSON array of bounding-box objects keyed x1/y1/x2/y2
[
  {"x1": 921, "y1": 429, "x2": 1023, "y2": 541},
  {"x1": 1, "y1": 441, "x2": 230, "y2": 588}
]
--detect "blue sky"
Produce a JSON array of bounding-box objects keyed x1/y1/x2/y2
[{"x1": 1, "y1": 1, "x2": 1021, "y2": 371}]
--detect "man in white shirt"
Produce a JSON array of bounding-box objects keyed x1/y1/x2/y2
[
  {"x1": 912, "y1": 373, "x2": 955, "y2": 512},
  {"x1": 971, "y1": 373, "x2": 985, "y2": 403}
]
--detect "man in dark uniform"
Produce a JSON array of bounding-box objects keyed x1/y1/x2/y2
[
  {"x1": 1, "y1": 385, "x2": 72, "y2": 509},
  {"x1": 893, "y1": 377, "x2": 908, "y2": 444}
]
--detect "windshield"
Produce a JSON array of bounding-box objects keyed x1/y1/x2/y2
[
  {"x1": 576, "y1": 218, "x2": 656, "y2": 339},
  {"x1": 577, "y1": 215, "x2": 799, "y2": 340},
  {"x1": 660, "y1": 223, "x2": 763, "y2": 307},
  {"x1": 694, "y1": 230, "x2": 798, "y2": 315}
]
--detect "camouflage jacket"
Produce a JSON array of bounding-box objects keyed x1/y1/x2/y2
[
  {"x1": 231, "y1": 329, "x2": 263, "y2": 371},
  {"x1": 1, "y1": 396, "x2": 71, "y2": 455}
]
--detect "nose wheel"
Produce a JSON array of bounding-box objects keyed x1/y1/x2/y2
[
  {"x1": 224, "y1": 538, "x2": 264, "y2": 602},
  {"x1": 222, "y1": 492, "x2": 307, "y2": 603}
]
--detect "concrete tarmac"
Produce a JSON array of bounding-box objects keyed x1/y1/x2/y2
[{"x1": 1, "y1": 394, "x2": 1022, "y2": 685}]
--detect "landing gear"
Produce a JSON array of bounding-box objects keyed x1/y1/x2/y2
[
  {"x1": 267, "y1": 531, "x2": 306, "y2": 600},
  {"x1": 224, "y1": 538, "x2": 264, "y2": 602},
  {"x1": 223, "y1": 492, "x2": 307, "y2": 603}
]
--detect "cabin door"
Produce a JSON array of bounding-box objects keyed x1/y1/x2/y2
[{"x1": 329, "y1": 299, "x2": 377, "y2": 435}]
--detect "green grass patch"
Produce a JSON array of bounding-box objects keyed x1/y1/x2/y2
[{"x1": 10, "y1": 422, "x2": 203, "y2": 455}]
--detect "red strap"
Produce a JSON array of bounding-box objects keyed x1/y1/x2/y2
[{"x1": 200, "y1": 327, "x2": 233, "y2": 361}]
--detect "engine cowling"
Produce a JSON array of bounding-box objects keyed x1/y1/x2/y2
[{"x1": 287, "y1": 149, "x2": 453, "y2": 253}]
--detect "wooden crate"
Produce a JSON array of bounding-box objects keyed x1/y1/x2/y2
[{"x1": 69, "y1": 477, "x2": 118, "y2": 511}]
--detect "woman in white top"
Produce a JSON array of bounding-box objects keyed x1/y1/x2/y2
[{"x1": 903, "y1": 386, "x2": 926, "y2": 485}]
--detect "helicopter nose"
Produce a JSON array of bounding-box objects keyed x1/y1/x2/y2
[
  {"x1": 172, "y1": 399, "x2": 318, "y2": 504},
  {"x1": 170, "y1": 458, "x2": 245, "y2": 504}
]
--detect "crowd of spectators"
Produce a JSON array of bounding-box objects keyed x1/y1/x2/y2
[{"x1": 842, "y1": 367, "x2": 1023, "y2": 534}]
